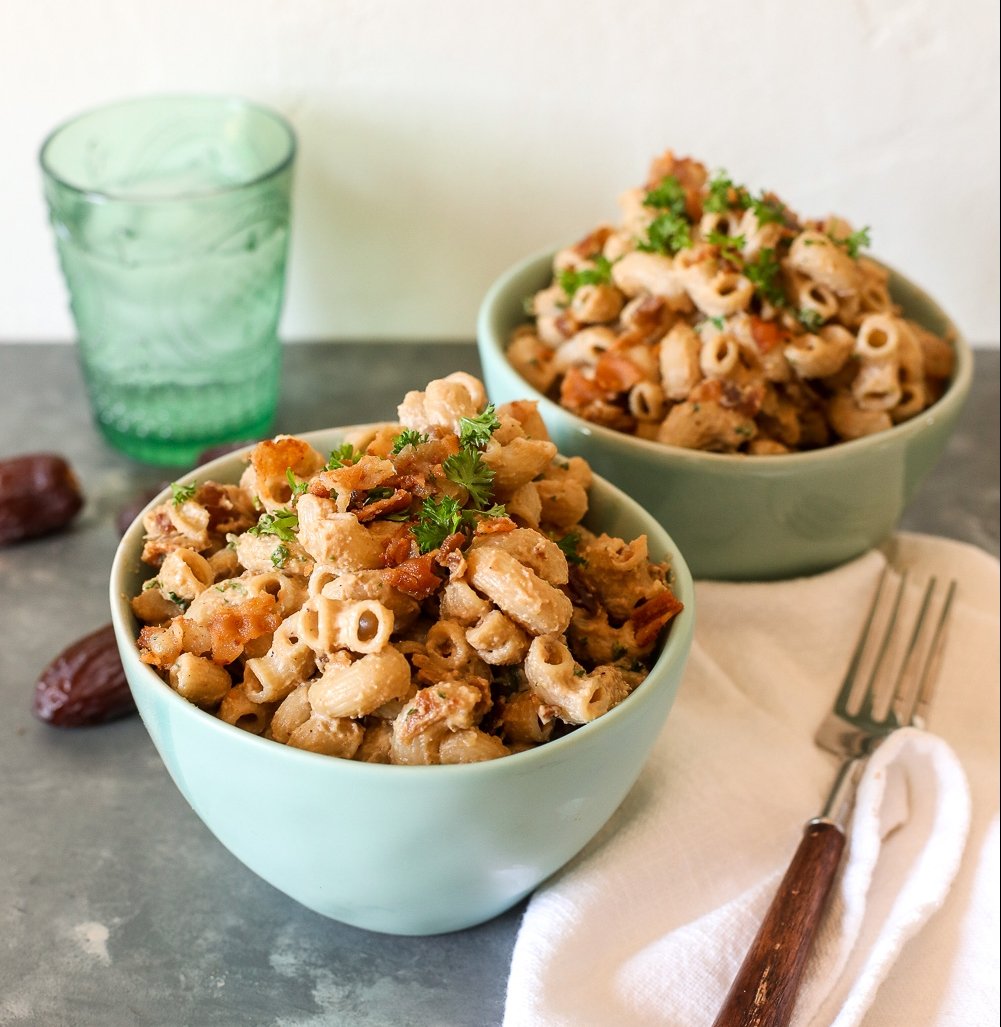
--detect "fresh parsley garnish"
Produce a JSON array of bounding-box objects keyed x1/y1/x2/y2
[
  {"x1": 413, "y1": 495, "x2": 464, "y2": 554},
  {"x1": 638, "y1": 175, "x2": 693, "y2": 255},
  {"x1": 248, "y1": 508, "x2": 299, "y2": 542},
  {"x1": 643, "y1": 175, "x2": 687, "y2": 214},
  {"x1": 467, "y1": 502, "x2": 507, "y2": 522},
  {"x1": 706, "y1": 230, "x2": 746, "y2": 258},
  {"x1": 557, "y1": 255, "x2": 614, "y2": 298},
  {"x1": 797, "y1": 308, "x2": 825, "y2": 331},
  {"x1": 833, "y1": 225, "x2": 871, "y2": 259},
  {"x1": 705, "y1": 315, "x2": 726, "y2": 331},
  {"x1": 270, "y1": 543, "x2": 290, "y2": 568},
  {"x1": 743, "y1": 248, "x2": 786, "y2": 307},
  {"x1": 166, "y1": 591, "x2": 190, "y2": 611},
  {"x1": 142, "y1": 578, "x2": 162, "y2": 591},
  {"x1": 364, "y1": 487, "x2": 395, "y2": 504},
  {"x1": 458, "y1": 404, "x2": 501, "y2": 450},
  {"x1": 703, "y1": 171, "x2": 749, "y2": 214},
  {"x1": 749, "y1": 193, "x2": 788, "y2": 227},
  {"x1": 285, "y1": 467, "x2": 309, "y2": 498},
  {"x1": 639, "y1": 212, "x2": 692, "y2": 255},
  {"x1": 556, "y1": 531, "x2": 586, "y2": 566},
  {"x1": 326, "y1": 443, "x2": 362, "y2": 469},
  {"x1": 391, "y1": 429, "x2": 430, "y2": 454},
  {"x1": 442, "y1": 449, "x2": 495, "y2": 509},
  {"x1": 170, "y1": 482, "x2": 196, "y2": 506}
]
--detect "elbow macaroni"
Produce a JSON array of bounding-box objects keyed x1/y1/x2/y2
[{"x1": 132, "y1": 374, "x2": 683, "y2": 764}]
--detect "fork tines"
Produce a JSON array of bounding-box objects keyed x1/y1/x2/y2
[{"x1": 834, "y1": 568, "x2": 957, "y2": 734}]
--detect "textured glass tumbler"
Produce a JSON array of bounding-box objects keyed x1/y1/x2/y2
[{"x1": 40, "y1": 96, "x2": 296, "y2": 465}]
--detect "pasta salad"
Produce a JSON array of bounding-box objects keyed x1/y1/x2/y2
[
  {"x1": 507, "y1": 151, "x2": 956, "y2": 453},
  {"x1": 131, "y1": 373, "x2": 683, "y2": 764}
]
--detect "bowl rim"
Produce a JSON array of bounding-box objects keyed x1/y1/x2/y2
[
  {"x1": 476, "y1": 246, "x2": 974, "y2": 469},
  {"x1": 110, "y1": 422, "x2": 696, "y2": 778}
]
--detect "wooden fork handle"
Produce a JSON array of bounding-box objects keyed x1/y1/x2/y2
[{"x1": 711, "y1": 819, "x2": 846, "y2": 1027}]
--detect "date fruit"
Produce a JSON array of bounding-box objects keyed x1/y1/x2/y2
[
  {"x1": 0, "y1": 453, "x2": 84, "y2": 545},
  {"x1": 33, "y1": 623, "x2": 136, "y2": 727}
]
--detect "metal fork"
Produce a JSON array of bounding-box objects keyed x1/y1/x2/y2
[{"x1": 712, "y1": 567, "x2": 957, "y2": 1027}]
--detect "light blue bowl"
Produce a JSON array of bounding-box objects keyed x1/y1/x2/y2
[
  {"x1": 110, "y1": 426, "x2": 695, "y2": 936},
  {"x1": 477, "y1": 249, "x2": 973, "y2": 581}
]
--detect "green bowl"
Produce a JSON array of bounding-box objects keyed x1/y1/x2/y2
[
  {"x1": 109, "y1": 426, "x2": 695, "y2": 936},
  {"x1": 477, "y1": 249, "x2": 973, "y2": 581}
]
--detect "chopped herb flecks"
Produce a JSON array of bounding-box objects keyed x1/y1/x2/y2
[
  {"x1": 170, "y1": 482, "x2": 196, "y2": 506},
  {"x1": 248, "y1": 508, "x2": 299, "y2": 542}
]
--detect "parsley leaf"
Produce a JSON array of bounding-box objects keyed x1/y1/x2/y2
[
  {"x1": 749, "y1": 193, "x2": 788, "y2": 227},
  {"x1": 442, "y1": 449, "x2": 495, "y2": 509},
  {"x1": 391, "y1": 429, "x2": 430, "y2": 454},
  {"x1": 326, "y1": 443, "x2": 362, "y2": 469},
  {"x1": 364, "y1": 487, "x2": 395, "y2": 504},
  {"x1": 170, "y1": 482, "x2": 196, "y2": 506},
  {"x1": 744, "y1": 248, "x2": 787, "y2": 307},
  {"x1": 270, "y1": 543, "x2": 290, "y2": 568},
  {"x1": 248, "y1": 508, "x2": 299, "y2": 542},
  {"x1": 706, "y1": 230, "x2": 746, "y2": 258},
  {"x1": 797, "y1": 308, "x2": 825, "y2": 331},
  {"x1": 703, "y1": 171, "x2": 750, "y2": 213},
  {"x1": 460, "y1": 502, "x2": 507, "y2": 528},
  {"x1": 639, "y1": 211, "x2": 692, "y2": 255},
  {"x1": 556, "y1": 531, "x2": 587, "y2": 566},
  {"x1": 643, "y1": 175, "x2": 687, "y2": 215},
  {"x1": 285, "y1": 467, "x2": 309, "y2": 498},
  {"x1": 834, "y1": 225, "x2": 871, "y2": 259},
  {"x1": 458, "y1": 404, "x2": 501, "y2": 450},
  {"x1": 638, "y1": 174, "x2": 693, "y2": 255},
  {"x1": 557, "y1": 255, "x2": 614, "y2": 299},
  {"x1": 413, "y1": 495, "x2": 463, "y2": 554}
]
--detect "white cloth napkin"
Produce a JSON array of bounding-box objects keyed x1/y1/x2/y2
[{"x1": 504, "y1": 533, "x2": 1000, "y2": 1027}]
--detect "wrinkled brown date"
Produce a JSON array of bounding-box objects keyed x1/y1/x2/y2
[
  {"x1": 0, "y1": 453, "x2": 84, "y2": 545},
  {"x1": 33, "y1": 623, "x2": 136, "y2": 727}
]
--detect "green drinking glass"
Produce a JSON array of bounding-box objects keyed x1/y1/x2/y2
[{"x1": 40, "y1": 95, "x2": 296, "y2": 466}]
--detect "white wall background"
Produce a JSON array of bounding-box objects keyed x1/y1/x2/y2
[{"x1": 2, "y1": 0, "x2": 998, "y2": 345}]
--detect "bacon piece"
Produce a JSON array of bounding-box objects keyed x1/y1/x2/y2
[
  {"x1": 568, "y1": 226, "x2": 613, "y2": 261},
  {"x1": 196, "y1": 482, "x2": 256, "y2": 535},
  {"x1": 560, "y1": 366, "x2": 612, "y2": 410},
  {"x1": 749, "y1": 315, "x2": 788, "y2": 354},
  {"x1": 436, "y1": 531, "x2": 467, "y2": 561},
  {"x1": 354, "y1": 488, "x2": 413, "y2": 523},
  {"x1": 308, "y1": 479, "x2": 333, "y2": 499},
  {"x1": 630, "y1": 590, "x2": 684, "y2": 648},
  {"x1": 593, "y1": 352, "x2": 644, "y2": 394},
  {"x1": 386, "y1": 554, "x2": 444, "y2": 600},
  {"x1": 473, "y1": 516, "x2": 518, "y2": 536},
  {"x1": 203, "y1": 594, "x2": 283, "y2": 664},
  {"x1": 382, "y1": 530, "x2": 416, "y2": 568}
]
